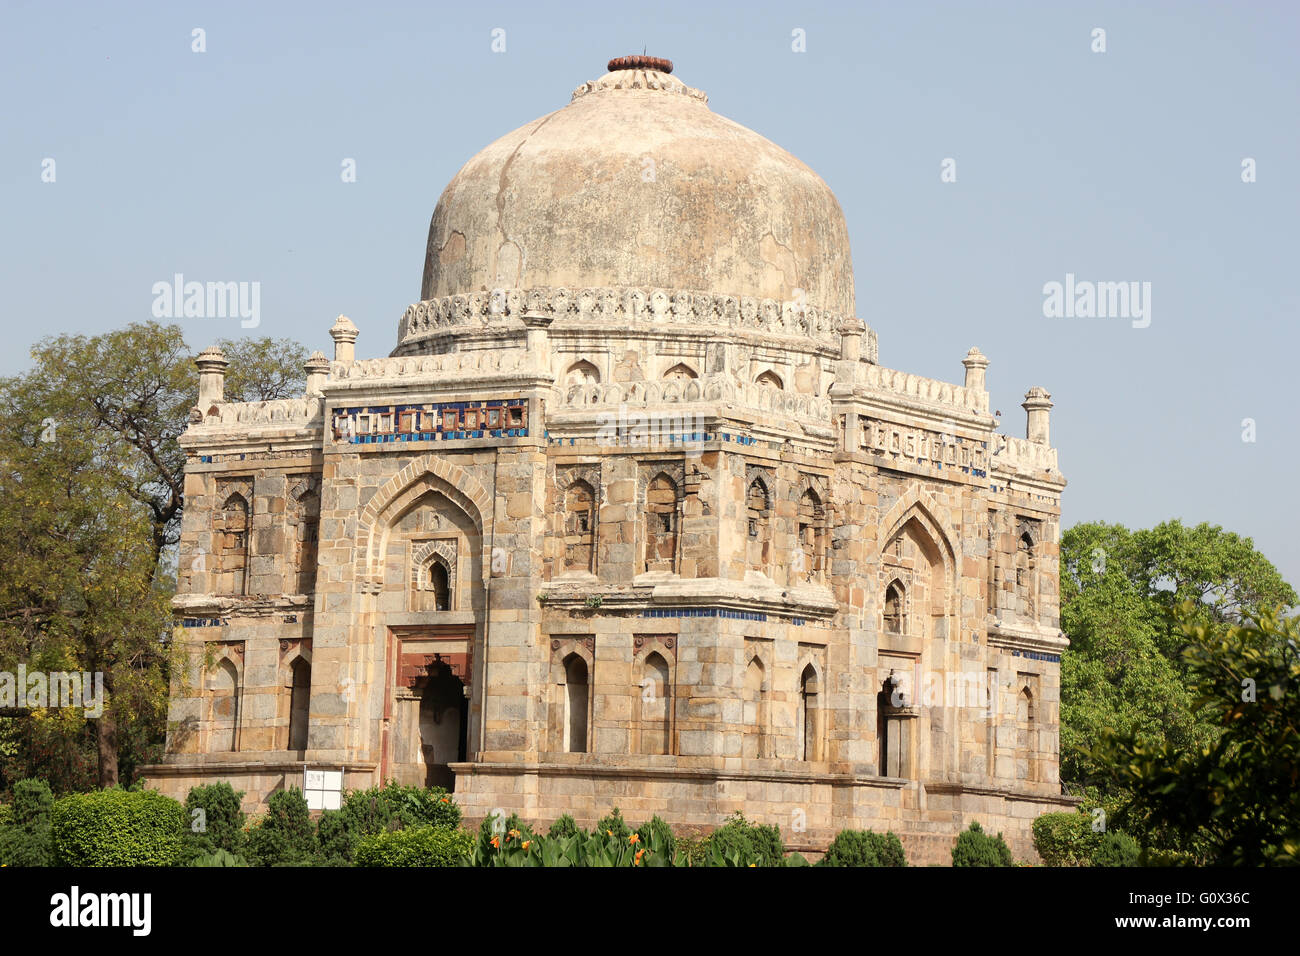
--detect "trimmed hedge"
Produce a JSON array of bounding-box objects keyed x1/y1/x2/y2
[
  {"x1": 50, "y1": 789, "x2": 186, "y2": 866},
  {"x1": 0, "y1": 778, "x2": 55, "y2": 867},
  {"x1": 822, "y1": 828, "x2": 908, "y2": 867},
  {"x1": 355, "y1": 825, "x2": 473, "y2": 867},
  {"x1": 951, "y1": 821, "x2": 1013, "y2": 867},
  {"x1": 1032, "y1": 811, "x2": 1096, "y2": 866}
]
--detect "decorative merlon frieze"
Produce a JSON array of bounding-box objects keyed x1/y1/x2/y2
[
  {"x1": 395, "y1": 285, "x2": 877, "y2": 356},
  {"x1": 558, "y1": 373, "x2": 833, "y2": 423},
  {"x1": 853, "y1": 362, "x2": 989, "y2": 415},
  {"x1": 189, "y1": 397, "x2": 324, "y2": 430},
  {"x1": 992, "y1": 434, "x2": 1061, "y2": 477}
]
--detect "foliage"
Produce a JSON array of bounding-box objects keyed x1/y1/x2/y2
[
  {"x1": 0, "y1": 778, "x2": 55, "y2": 866},
  {"x1": 595, "y1": 806, "x2": 631, "y2": 840},
  {"x1": 183, "y1": 782, "x2": 246, "y2": 858},
  {"x1": 245, "y1": 788, "x2": 318, "y2": 866},
  {"x1": 1091, "y1": 831, "x2": 1141, "y2": 867},
  {"x1": 188, "y1": 848, "x2": 248, "y2": 867},
  {"x1": 318, "y1": 783, "x2": 462, "y2": 864},
  {"x1": 1092, "y1": 603, "x2": 1300, "y2": 866},
  {"x1": 821, "y1": 828, "x2": 908, "y2": 867},
  {"x1": 635, "y1": 815, "x2": 676, "y2": 860},
  {"x1": 49, "y1": 788, "x2": 185, "y2": 866},
  {"x1": 0, "y1": 323, "x2": 306, "y2": 789},
  {"x1": 1059, "y1": 521, "x2": 1295, "y2": 807},
  {"x1": 547, "y1": 813, "x2": 579, "y2": 839},
  {"x1": 355, "y1": 825, "x2": 474, "y2": 867},
  {"x1": 468, "y1": 815, "x2": 672, "y2": 868},
  {"x1": 1031, "y1": 812, "x2": 1098, "y2": 867},
  {"x1": 951, "y1": 821, "x2": 1013, "y2": 867},
  {"x1": 698, "y1": 812, "x2": 786, "y2": 867}
]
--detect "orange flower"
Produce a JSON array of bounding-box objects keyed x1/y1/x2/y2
[
  {"x1": 490, "y1": 836, "x2": 500, "y2": 848},
  {"x1": 606, "y1": 829, "x2": 613, "y2": 836},
  {"x1": 522, "y1": 840, "x2": 531, "y2": 850},
  {"x1": 748, "y1": 863, "x2": 756, "y2": 868},
  {"x1": 629, "y1": 833, "x2": 640, "y2": 844},
  {"x1": 440, "y1": 797, "x2": 450, "y2": 803},
  {"x1": 635, "y1": 848, "x2": 646, "y2": 864},
  {"x1": 508, "y1": 828, "x2": 521, "y2": 840}
]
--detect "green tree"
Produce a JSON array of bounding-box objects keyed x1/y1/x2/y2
[
  {"x1": 1058, "y1": 520, "x2": 1295, "y2": 807},
  {"x1": 0, "y1": 323, "x2": 306, "y2": 788},
  {"x1": 1093, "y1": 603, "x2": 1300, "y2": 865}
]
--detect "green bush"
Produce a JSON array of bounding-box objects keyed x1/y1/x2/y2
[
  {"x1": 699, "y1": 813, "x2": 786, "y2": 867},
  {"x1": 50, "y1": 789, "x2": 185, "y2": 866},
  {"x1": 1092, "y1": 830, "x2": 1141, "y2": 867},
  {"x1": 184, "y1": 782, "x2": 246, "y2": 857},
  {"x1": 189, "y1": 848, "x2": 248, "y2": 867},
  {"x1": 821, "y1": 828, "x2": 908, "y2": 867},
  {"x1": 1032, "y1": 812, "x2": 1098, "y2": 866},
  {"x1": 951, "y1": 821, "x2": 1013, "y2": 867},
  {"x1": 315, "y1": 809, "x2": 356, "y2": 865},
  {"x1": 0, "y1": 779, "x2": 56, "y2": 867},
  {"x1": 595, "y1": 807, "x2": 631, "y2": 840},
  {"x1": 246, "y1": 788, "x2": 318, "y2": 866},
  {"x1": 355, "y1": 825, "x2": 473, "y2": 867},
  {"x1": 341, "y1": 783, "x2": 461, "y2": 834},
  {"x1": 636, "y1": 816, "x2": 676, "y2": 860},
  {"x1": 547, "y1": 814, "x2": 579, "y2": 839}
]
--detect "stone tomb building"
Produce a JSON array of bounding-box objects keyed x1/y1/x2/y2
[{"x1": 147, "y1": 57, "x2": 1074, "y2": 862}]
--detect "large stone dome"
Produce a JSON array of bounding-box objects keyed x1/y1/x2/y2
[{"x1": 420, "y1": 60, "x2": 856, "y2": 318}]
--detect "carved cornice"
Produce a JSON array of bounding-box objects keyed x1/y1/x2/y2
[{"x1": 394, "y1": 285, "x2": 875, "y2": 357}]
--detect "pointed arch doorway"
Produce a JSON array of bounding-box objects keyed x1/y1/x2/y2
[{"x1": 384, "y1": 626, "x2": 474, "y2": 791}]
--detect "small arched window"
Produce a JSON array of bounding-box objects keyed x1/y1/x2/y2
[
  {"x1": 216, "y1": 493, "x2": 249, "y2": 595},
  {"x1": 210, "y1": 658, "x2": 240, "y2": 753},
  {"x1": 287, "y1": 657, "x2": 311, "y2": 752},
  {"x1": 883, "y1": 580, "x2": 904, "y2": 633},
  {"x1": 798, "y1": 664, "x2": 820, "y2": 761},
  {"x1": 796, "y1": 488, "x2": 826, "y2": 582},
  {"x1": 746, "y1": 477, "x2": 771, "y2": 572},
  {"x1": 563, "y1": 480, "x2": 596, "y2": 573},
  {"x1": 563, "y1": 654, "x2": 589, "y2": 754},
  {"x1": 428, "y1": 560, "x2": 451, "y2": 611},
  {"x1": 639, "y1": 652, "x2": 671, "y2": 755},
  {"x1": 755, "y1": 370, "x2": 783, "y2": 389},
  {"x1": 644, "y1": 473, "x2": 679, "y2": 574},
  {"x1": 566, "y1": 360, "x2": 600, "y2": 386}
]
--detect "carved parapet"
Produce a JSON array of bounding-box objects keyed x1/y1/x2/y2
[
  {"x1": 194, "y1": 397, "x2": 324, "y2": 428},
  {"x1": 394, "y1": 285, "x2": 872, "y2": 355},
  {"x1": 993, "y1": 434, "x2": 1061, "y2": 476},
  {"x1": 328, "y1": 348, "x2": 532, "y2": 386},
  {"x1": 853, "y1": 362, "x2": 985, "y2": 414},
  {"x1": 556, "y1": 372, "x2": 833, "y2": 423}
]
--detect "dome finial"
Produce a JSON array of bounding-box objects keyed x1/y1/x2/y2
[{"x1": 607, "y1": 54, "x2": 672, "y2": 74}]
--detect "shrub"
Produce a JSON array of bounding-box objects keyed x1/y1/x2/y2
[
  {"x1": 699, "y1": 813, "x2": 786, "y2": 867},
  {"x1": 1032, "y1": 812, "x2": 1097, "y2": 867},
  {"x1": 184, "y1": 782, "x2": 246, "y2": 857},
  {"x1": 355, "y1": 825, "x2": 474, "y2": 867},
  {"x1": 951, "y1": 821, "x2": 1013, "y2": 867},
  {"x1": 315, "y1": 809, "x2": 357, "y2": 865},
  {"x1": 548, "y1": 814, "x2": 579, "y2": 839},
  {"x1": 595, "y1": 807, "x2": 631, "y2": 840},
  {"x1": 245, "y1": 788, "x2": 317, "y2": 866},
  {"x1": 323, "y1": 783, "x2": 462, "y2": 862},
  {"x1": 189, "y1": 848, "x2": 248, "y2": 867},
  {"x1": 1092, "y1": 831, "x2": 1141, "y2": 867},
  {"x1": 50, "y1": 789, "x2": 186, "y2": 866},
  {"x1": 822, "y1": 829, "x2": 908, "y2": 867},
  {"x1": 636, "y1": 815, "x2": 676, "y2": 860},
  {"x1": 0, "y1": 778, "x2": 55, "y2": 867}
]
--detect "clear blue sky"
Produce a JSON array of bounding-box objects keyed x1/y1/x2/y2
[{"x1": 3, "y1": 1, "x2": 1297, "y2": 586}]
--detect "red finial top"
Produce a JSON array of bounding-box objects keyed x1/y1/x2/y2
[{"x1": 607, "y1": 55, "x2": 673, "y2": 74}]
